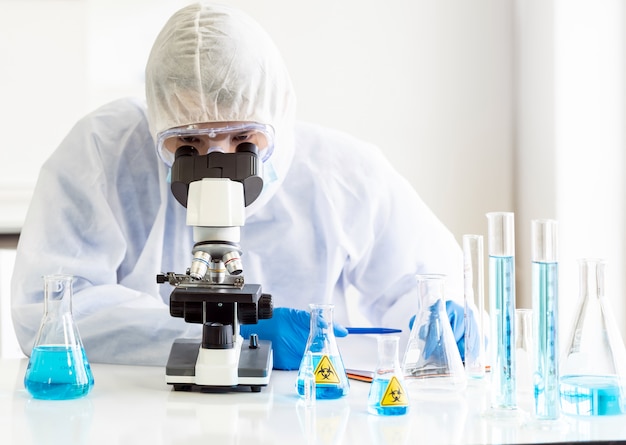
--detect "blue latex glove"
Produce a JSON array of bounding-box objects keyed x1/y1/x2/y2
[
  {"x1": 409, "y1": 300, "x2": 478, "y2": 362},
  {"x1": 240, "y1": 307, "x2": 348, "y2": 370}
]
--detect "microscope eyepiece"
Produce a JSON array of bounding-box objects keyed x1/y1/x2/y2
[
  {"x1": 235, "y1": 142, "x2": 258, "y2": 154},
  {"x1": 174, "y1": 145, "x2": 198, "y2": 158}
]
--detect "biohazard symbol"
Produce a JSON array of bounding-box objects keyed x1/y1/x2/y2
[
  {"x1": 380, "y1": 376, "x2": 409, "y2": 406},
  {"x1": 313, "y1": 355, "x2": 341, "y2": 384}
]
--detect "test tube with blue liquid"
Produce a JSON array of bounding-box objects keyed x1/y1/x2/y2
[
  {"x1": 486, "y1": 212, "x2": 517, "y2": 410},
  {"x1": 531, "y1": 219, "x2": 560, "y2": 420}
]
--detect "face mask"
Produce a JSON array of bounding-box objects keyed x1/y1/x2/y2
[{"x1": 261, "y1": 159, "x2": 278, "y2": 192}]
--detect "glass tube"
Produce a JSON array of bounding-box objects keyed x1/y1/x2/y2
[
  {"x1": 463, "y1": 234, "x2": 486, "y2": 379},
  {"x1": 531, "y1": 219, "x2": 560, "y2": 419},
  {"x1": 486, "y1": 212, "x2": 517, "y2": 410}
]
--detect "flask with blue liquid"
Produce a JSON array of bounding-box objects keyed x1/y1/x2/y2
[
  {"x1": 368, "y1": 335, "x2": 409, "y2": 416},
  {"x1": 560, "y1": 259, "x2": 626, "y2": 416},
  {"x1": 296, "y1": 304, "x2": 349, "y2": 399},
  {"x1": 24, "y1": 274, "x2": 94, "y2": 400}
]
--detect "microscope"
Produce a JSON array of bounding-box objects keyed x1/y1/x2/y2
[{"x1": 157, "y1": 142, "x2": 273, "y2": 392}]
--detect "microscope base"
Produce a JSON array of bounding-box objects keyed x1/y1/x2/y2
[{"x1": 165, "y1": 338, "x2": 273, "y2": 393}]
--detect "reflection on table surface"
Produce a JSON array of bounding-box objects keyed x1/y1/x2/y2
[{"x1": 1, "y1": 355, "x2": 626, "y2": 445}]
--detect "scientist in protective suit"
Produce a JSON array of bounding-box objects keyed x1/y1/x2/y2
[{"x1": 11, "y1": 2, "x2": 470, "y2": 369}]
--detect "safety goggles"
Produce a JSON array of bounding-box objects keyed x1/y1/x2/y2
[{"x1": 156, "y1": 122, "x2": 274, "y2": 166}]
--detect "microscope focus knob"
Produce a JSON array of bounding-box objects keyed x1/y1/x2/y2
[
  {"x1": 258, "y1": 293, "x2": 273, "y2": 320},
  {"x1": 202, "y1": 322, "x2": 234, "y2": 349},
  {"x1": 238, "y1": 303, "x2": 259, "y2": 325}
]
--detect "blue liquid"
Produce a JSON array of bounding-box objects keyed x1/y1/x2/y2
[
  {"x1": 560, "y1": 375, "x2": 626, "y2": 416},
  {"x1": 296, "y1": 354, "x2": 349, "y2": 399},
  {"x1": 367, "y1": 378, "x2": 409, "y2": 416},
  {"x1": 532, "y1": 261, "x2": 559, "y2": 419},
  {"x1": 489, "y1": 255, "x2": 516, "y2": 409},
  {"x1": 24, "y1": 345, "x2": 94, "y2": 400}
]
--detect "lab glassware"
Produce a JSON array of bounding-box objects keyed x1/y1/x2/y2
[
  {"x1": 368, "y1": 336, "x2": 409, "y2": 416},
  {"x1": 531, "y1": 219, "x2": 560, "y2": 420},
  {"x1": 402, "y1": 274, "x2": 467, "y2": 394},
  {"x1": 560, "y1": 259, "x2": 626, "y2": 416},
  {"x1": 515, "y1": 308, "x2": 534, "y2": 398},
  {"x1": 296, "y1": 304, "x2": 349, "y2": 399},
  {"x1": 486, "y1": 211, "x2": 517, "y2": 410},
  {"x1": 463, "y1": 234, "x2": 486, "y2": 379},
  {"x1": 24, "y1": 274, "x2": 94, "y2": 400},
  {"x1": 299, "y1": 351, "x2": 316, "y2": 407}
]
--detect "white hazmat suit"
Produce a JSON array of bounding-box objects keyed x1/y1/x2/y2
[{"x1": 11, "y1": 3, "x2": 463, "y2": 366}]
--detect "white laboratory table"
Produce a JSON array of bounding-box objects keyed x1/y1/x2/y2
[{"x1": 2, "y1": 356, "x2": 626, "y2": 445}]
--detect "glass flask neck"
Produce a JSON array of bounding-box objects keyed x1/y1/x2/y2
[
  {"x1": 415, "y1": 274, "x2": 446, "y2": 309},
  {"x1": 377, "y1": 336, "x2": 401, "y2": 369},
  {"x1": 44, "y1": 274, "x2": 74, "y2": 314},
  {"x1": 578, "y1": 259, "x2": 605, "y2": 300},
  {"x1": 308, "y1": 303, "x2": 335, "y2": 337}
]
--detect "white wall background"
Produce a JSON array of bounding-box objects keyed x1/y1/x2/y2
[
  {"x1": 515, "y1": 0, "x2": 626, "y2": 339},
  {"x1": 0, "y1": 0, "x2": 513, "y2": 241},
  {"x1": 1, "y1": 0, "x2": 625, "y2": 343}
]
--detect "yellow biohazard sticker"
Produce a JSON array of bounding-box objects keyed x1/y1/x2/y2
[
  {"x1": 314, "y1": 355, "x2": 340, "y2": 384},
  {"x1": 380, "y1": 376, "x2": 409, "y2": 406}
]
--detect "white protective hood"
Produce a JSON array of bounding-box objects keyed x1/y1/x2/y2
[{"x1": 145, "y1": 2, "x2": 296, "y2": 215}]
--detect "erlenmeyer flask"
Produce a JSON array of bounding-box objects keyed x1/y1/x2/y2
[
  {"x1": 402, "y1": 274, "x2": 467, "y2": 393},
  {"x1": 296, "y1": 303, "x2": 349, "y2": 399},
  {"x1": 560, "y1": 259, "x2": 626, "y2": 416},
  {"x1": 368, "y1": 335, "x2": 409, "y2": 416},
  {"x1": 24, "y1": 274, "x2": 94, "y2": 400}
]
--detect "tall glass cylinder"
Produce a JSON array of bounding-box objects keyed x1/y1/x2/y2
[
  {"x1": 296, "y1": 304, "x2": 349, "y2": 400},
  {"x1": 24, "y1": 275, "x2": 94, "y2": 400},
  {"x1": 531, "y1": 219, "x2": 560, "y2": 419},
  {"x1": 463, "y1": 234, "x2": 486, "y2": 379},
  {"x1": 486, "y1": 212, "x2": 517, "y2": 410},
  {"x1": 560, "y1": 259, "x2": 626, "y2": 416}
]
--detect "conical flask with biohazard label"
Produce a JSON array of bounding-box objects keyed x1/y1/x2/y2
[
  {"x1": 297, "y1": 304, "x2": 349, "y2": 399},
  {"x1": 402, "y1": 274, "x2": 467, "y2": 394},
  {"x1": 560, "y1": 259, "x2": 626, "y2": 416},
  {"x1": 368, "y1": 335, "x2": 409, "y2": 416}
]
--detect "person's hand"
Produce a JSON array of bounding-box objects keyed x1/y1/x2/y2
[
  {"x1": 240, "y1": 307, "x2": 348, "y2": 370},
  {"x1": 409, "y1": 299, "x2": 478, "y2": 362}
]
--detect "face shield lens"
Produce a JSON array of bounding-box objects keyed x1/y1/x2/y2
[{"x1": 156, "y1": 123, "x2": 274, "y2": 166}]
